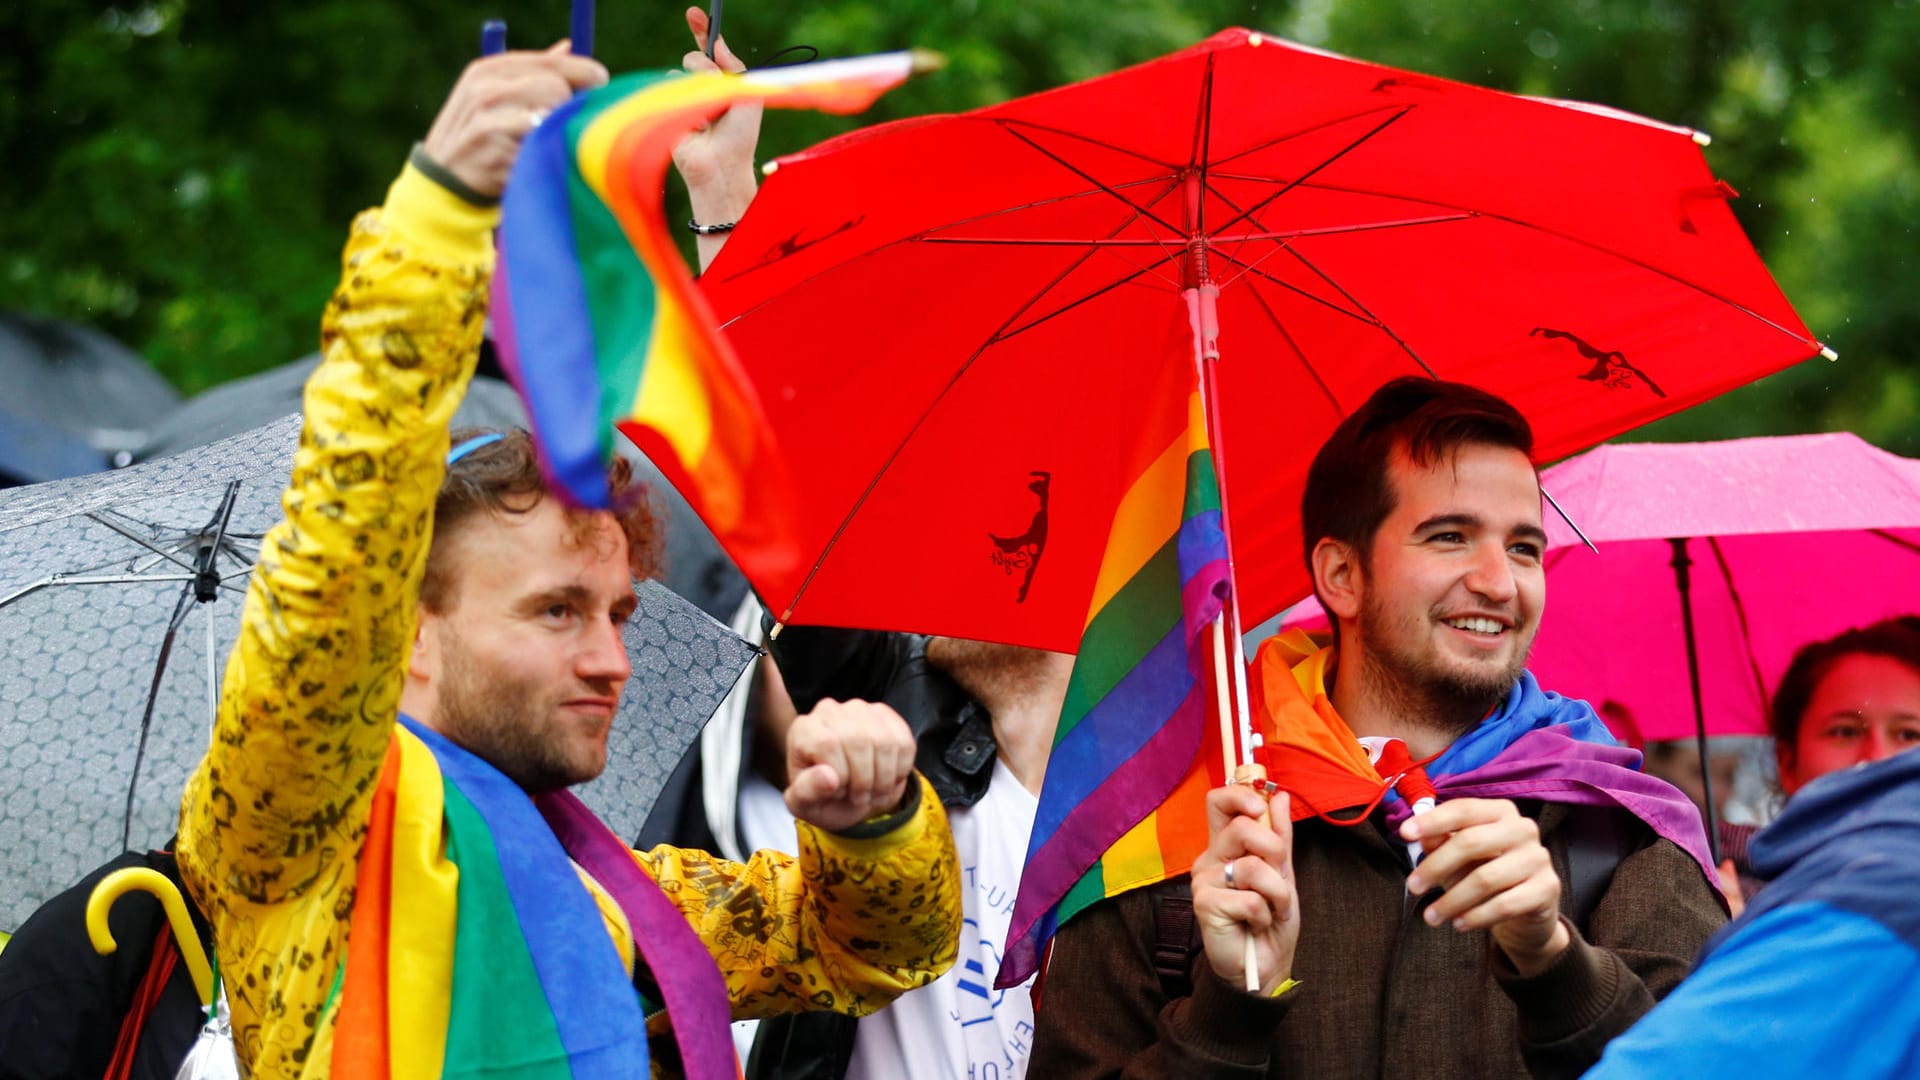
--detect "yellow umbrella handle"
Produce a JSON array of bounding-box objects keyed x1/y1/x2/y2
[{"x1": 86, "y1": 867, "x2": 214, "y2": 1008}]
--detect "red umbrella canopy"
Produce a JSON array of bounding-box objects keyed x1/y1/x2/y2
[{"x1": 702, "y1": 28, "x2": 1826, "y2": 652}]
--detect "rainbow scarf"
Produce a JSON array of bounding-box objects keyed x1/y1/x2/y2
[
  {"x1": 998, "y1": 366, "x2": 1230, "y2": 989},
  {"x1": 1256, "y1": 636, "x2": 1718, "y2": 887},
  {"x1": 329, "y1": 719, "x2": 734, "y2": 1080},
  {"x1": 493, "y1": 56, "x2": 920, "y2": 582}
]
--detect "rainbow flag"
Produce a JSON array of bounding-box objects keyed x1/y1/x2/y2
[
  {"x1": 997, "y1": 369, "x2": 1231, "y2": 989},
  {"x1": 330, "y1": 719, "x2": 735, "y2": 1080},
  {"x1": 493, "y1": 55, "x2": 925, "y2": 579}
]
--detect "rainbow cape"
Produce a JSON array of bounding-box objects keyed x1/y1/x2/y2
[
  {"x1": 493, "y1": 55, "x2": 923, "y2": 580},
  {"x1": 997, "y1": 358, "x2": 1231, "y2": 989},
  {"x1": 329, "y1": 718, "x2": 734, "y2": 1080}
]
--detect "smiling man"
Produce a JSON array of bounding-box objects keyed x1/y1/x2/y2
[{"x1": 1031, "y1": 378, "x2": 1726, "y2": 1080}]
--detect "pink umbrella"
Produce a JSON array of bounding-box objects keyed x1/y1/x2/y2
[
  {"x1": 1279, "y1": 432, "x2": 1920, "y2": 848},
  {"x1": 1528, "y1": 432, "x2": 1920, "y2": 738}
]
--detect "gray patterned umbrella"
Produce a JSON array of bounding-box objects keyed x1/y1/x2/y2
[{"x1": 0, "y1": 415, "x2": 755, "y2": 930}]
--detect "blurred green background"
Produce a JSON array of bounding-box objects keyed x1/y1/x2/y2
[{"x1": 3, "y1": 0, "x2": 1915, "y2": 450}]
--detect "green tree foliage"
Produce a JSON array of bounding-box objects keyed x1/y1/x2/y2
[{"x1": 3, "y1": 0, "x2": 1914, "y2": 451}]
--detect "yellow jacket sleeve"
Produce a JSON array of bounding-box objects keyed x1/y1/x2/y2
[
  {"x1": 636, "y1": 773, "x2": 962, "y2": 1021},
  {"x1": 176, "y1": 164, "x2": 495, "y2": 1075}
]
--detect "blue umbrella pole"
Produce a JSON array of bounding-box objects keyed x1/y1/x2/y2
[{"x1": 1668, "y1": 536, "x2": 1724, "y2": 865}]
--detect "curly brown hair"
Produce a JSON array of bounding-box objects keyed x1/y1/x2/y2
[{"x1": 421, "y1": 428, "x2": 662, "y2": 613}]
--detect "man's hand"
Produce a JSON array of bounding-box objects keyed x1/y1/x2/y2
[
  {"x1": 1191, "y1": 786, "x2": 1299, "y2": 996},
  {"x1": 421, "y1": 41, "x2": 609, "y2": 200},
  {"x1": 784, "y1": 699, "x2": 919, "y2": 833},
  {"x1": 1402, "y1": 798, "x2": 1570, "y2": 977},
  {"x1": 673, "y1": 6, "x2": 763, "y2": 270}
]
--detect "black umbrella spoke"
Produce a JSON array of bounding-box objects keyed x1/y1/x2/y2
[
  {"x1": 991, "y1": 117, "x2": 1179, "y2": 173},
  {"x1": 1207, "y1": 102, "x2": 1413, "y2": 173},
  {"x1": 998, "y1": 125, "x2": 1189, "y2": 257},
  {"x1": 1275, "y1": 241, "x2": 1443, "y2": 380},
  {"x1": 1868, "y1": 529, "x2": 1920, "y2": 557},
  {"x1": 717, "y1": 178, "x2": 1188, "y2": 332},
  {"x1": 776, "y1": 200, "x2": 1182, "y2": 626},
  {"x1": 122, "y1": 574, "x2": 198, "y2": 852},
  {"x1": 1210, "y1": 107, "x2": 1415, "y2": 238},
  {"x1": 1218, "y1": 174, "x2": 1820, "y2": 352},
  {"x1": 996, "y1": 253, "x2": 1184, "y2": 343},
  {"x1": 87, "y1": 512, "x2": 205, "y2": 575},
  {"x1": 1239, "y1": 274, "x2": 1344, "y2": 415},
  {"x1": 1208, "y1": 246, "x2": 1375, "y2": 327},
  {"x1": 1189, "y1": 52, "x2": 1219, "y2": 233},
  {"x1": 1706, "y1": 536, "x2": 1772, "y2": 709},
  {"x1": 915, "y1": 177, "x2": 1178, "y2": 241}
]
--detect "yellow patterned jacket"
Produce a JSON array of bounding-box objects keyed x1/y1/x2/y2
[{"x1": 176, "y1": 165, "x2": 960, "y2": 1078}]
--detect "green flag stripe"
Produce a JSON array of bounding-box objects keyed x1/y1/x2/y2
[
  {"x1": 440, "y1": 782, "x2": 573, "y2": 1077},
  {"x1": 1053, "y1": 535, "x2": 1184, "y2": 746}
]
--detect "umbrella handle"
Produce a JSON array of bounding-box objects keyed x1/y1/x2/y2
[
  {"x1": 481, "y1": 19, "x2": 508, "y2": 57},
  {"x1": 571, "y1": 0, "x2": 594, "y2": 56},
  {"x1": 87, "y1": 867, "x2": 214, "y2": 1008}
]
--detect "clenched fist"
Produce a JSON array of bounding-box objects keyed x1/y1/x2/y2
[{"x1": 784, "y1": 699, "x2": 920, "y2": 833}]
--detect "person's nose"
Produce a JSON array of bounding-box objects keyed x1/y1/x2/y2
[
  {"x1": 1464, "y1": 542, "x2": 1518, "y2": 606},
  {"x1": 1863, "y1": 724, "x2": 1895, "y2": 764},
  {"x1": 578, "y1": 615, "x2": 632, "y2": 687}
]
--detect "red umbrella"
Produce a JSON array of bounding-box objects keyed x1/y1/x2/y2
[{"x1": 701, "y1": 28, "x2": 1828, "y2": 653}]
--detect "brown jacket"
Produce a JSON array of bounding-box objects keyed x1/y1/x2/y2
[{"x1": 1029, "y1": 802, "x2": 1725, "y2": 1079}]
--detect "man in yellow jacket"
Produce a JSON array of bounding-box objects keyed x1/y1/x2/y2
[{"x1": 176, "y1": 41, "x2": 960, "y2": 1080}]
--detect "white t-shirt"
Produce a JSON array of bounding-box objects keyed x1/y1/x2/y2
[{"x1": 846, "y1": 758, "x2": 1039, "y2": 1080}]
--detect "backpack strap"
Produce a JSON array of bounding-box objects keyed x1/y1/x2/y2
[
  {"x1": 1561, "y1": 805, "x2": 1638, "y2": 927},
  {"x1": 1148, "y1": 879, "x2": 1205, "y2": 1000}
]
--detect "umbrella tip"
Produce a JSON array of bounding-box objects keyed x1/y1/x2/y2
[
  {"x1": 1248, "y1": 32, "x2": 1265, "y2": 46},
  {"x1": 908, "y1": 47, "x2": 948, "y2": 75},
  {"x1": 769, "y1": 619, "x2": 786, "y2": 640},
  {"x1": 762, "y1": 159, "x2": 780, "y2": 176},
  {"x1": 1819, "y1": 344, "x2": 1839, "y2": 361},
  {"x1": 1690, "y1": 129, "x2": 1713, "y2": 147}
]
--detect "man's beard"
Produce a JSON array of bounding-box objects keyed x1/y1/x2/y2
[
  {"x1": 1356, "y1": 591, "x2": 1529, "y2": 738},
  {"x1": 925, "y1": 637, "x2": 1071, "y2": 708},
  {"x1": 436, "y1": 642, "x2": 599, "y2": 793}
]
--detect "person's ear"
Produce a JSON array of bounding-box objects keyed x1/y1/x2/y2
[
  {"x1": 408, "y1": 606, "x2": 440, "y2": 684},
  {"x1": 1774, "y1": 738, "x2": 1799, "y2": 796},
  {"x1": 1313, "y1": 537, "x2": 1364, "y2": 623}
]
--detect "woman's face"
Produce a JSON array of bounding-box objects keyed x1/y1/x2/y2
[{"x1": 1778, "y1": 653, "x2": 1920, "y2": 795}]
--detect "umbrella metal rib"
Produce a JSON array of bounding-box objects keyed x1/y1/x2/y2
[
  {"x1": 773, "y1": 188, "x2": 1191, "y2": 625},
  {"x1": 1704, "y1": 535, "x2": 1773, "y2": 714}
]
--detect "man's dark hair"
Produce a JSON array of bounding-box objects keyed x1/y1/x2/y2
[
  {"x1": 1770, "y1": 617, "x2": 1920, "y2": 747},
  {"x1": 422, "y1": 427, "x2": 661, "y2": 612},
  {"x1": 1299, "y1": 376, "x2": 1536, "y2": 574}
]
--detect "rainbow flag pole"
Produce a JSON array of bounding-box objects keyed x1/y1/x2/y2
[
  {"x1": 997, "y1": 171, "x2": 1271, "y2": 994},
  {"x1": 1183, "y1": 158, "x2": 1271, "y2": 990}
]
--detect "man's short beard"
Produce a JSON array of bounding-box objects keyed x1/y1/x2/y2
[
  {"x1": 1357, "y1": 591, "x2": 1527, "y2": 738},
  {"x1": 435, "y1": 636, "x2": 589, "y2": 793},
  {"x1": 925, "y1": 637, "x2": 1072, "y2": 710}
]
